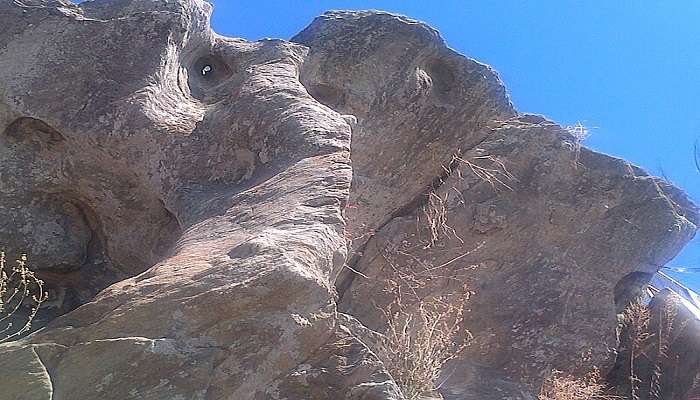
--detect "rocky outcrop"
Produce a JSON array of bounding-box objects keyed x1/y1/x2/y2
[
  {"x1": 1, "y1": 1, "x2": 357, "y2": 398},
  {"x1": 337, "y1": 115, "x2": 699, "y2": 394},
  {"x1": 294, "y1": 10, "x2": 698, "y2": 397},
  {"x1": 0, "y1": 1, "x2": 698, "y2": 399},
  {"x1": 292, "y1": 11, "x2": 515, "y2": 259}
]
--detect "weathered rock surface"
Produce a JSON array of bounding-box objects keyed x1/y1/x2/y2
[
  {"x1": 338, "y1": 115, "x2": 699, "y2": 394},
  {"x1": 1, "y1": 1, "x2": 360, "y2": 398},
  {"x1": 294, "y1": 10, "x2": 699, "y2": 398},
  {"x1": 292, "y1": 11, "x2": 515, "y2": 259},
  {"x1": 0, "y1": 1, "x2": 698, "y2": 400}
]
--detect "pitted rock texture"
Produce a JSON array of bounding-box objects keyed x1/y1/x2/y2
[{"x1": 0, "y1": 2, "x2": 698, "y2": 400}]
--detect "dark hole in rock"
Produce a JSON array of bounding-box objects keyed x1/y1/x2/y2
[
  {"x1": 4, "y1": 117, "x2": 66, "y2": 150},
  {"x1": 1, "y1": 198, "x2": 118, "y2": 337},
  {"x1": 188, "y1": 54, "x2": 234, "y2": 101},
  {"x1": 0, "y1": 159, "x2": 181, "y2": 338},
  {"x1": 613, "y1": 271, "x2": 653, "y2": 313},
  {"x1": 424, "y1": 57, "x2": 456, "y2": 101},
  {"x1": 9, "y1": 200, "x2": 180, "y2": 337},
  {"x1": 307, "y1": 83, "x2": 344, "y2": 109}
]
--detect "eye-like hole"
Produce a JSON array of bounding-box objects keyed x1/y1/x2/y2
[
  {"x1": 187, "y1": 55, "x2": 234, "y2": 101},
  {"x1": 192, "y1": 55, "x2": 232, "y2": 85}
]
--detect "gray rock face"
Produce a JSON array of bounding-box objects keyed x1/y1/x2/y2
[
  {"x1": 338, "y1": 116, "x2": 699, "y2": 391},
  {"x1": 1, "y1": 1, "x2": 365, "y2": 398},
  {"x1": 0, "y1": 2, "x2": 697, "y2": 399},
  {"x1": 294, "y1": 10, "x2": 698, "y2": 397},
  {"x1": 292, "y1": 11, "x2": 515, "y2": 260}
]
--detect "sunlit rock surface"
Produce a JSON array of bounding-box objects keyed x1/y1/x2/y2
[{"x1": 0, "y1": 1, "x2": 697, "y2": 399}]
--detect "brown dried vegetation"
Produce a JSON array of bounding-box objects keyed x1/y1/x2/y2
[{"x1": 0, "y1": 251, "x2": 47, "y2": 343}]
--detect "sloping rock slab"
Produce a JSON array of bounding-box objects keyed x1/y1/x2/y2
[{"x1": 0, "y1": 1, "x2": 372, "y2": 399}]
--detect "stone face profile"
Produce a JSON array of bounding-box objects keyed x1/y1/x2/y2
[{"x1": 0, "y1": 1, "x2": 697, "y2": 399}]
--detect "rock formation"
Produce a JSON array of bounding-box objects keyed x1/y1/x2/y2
[{"x1": 0, "y1": 1, "x2": 697, "y2": 399}]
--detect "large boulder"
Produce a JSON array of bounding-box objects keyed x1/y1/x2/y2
[
  {"x1": 0, "y1": 2, "x2": 697, "y2": 399},
  {"x1": 294, "y1": 11, "x2": 699, "y2": 397},
  {"x1": 337, "y1": 115, "x2": 699, "y2": 395},
  {"x1": 0, "y1": 1, "x2": 386, "y2": 398}
]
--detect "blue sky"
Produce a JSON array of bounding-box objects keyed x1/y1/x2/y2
[{"x1": 208, "y1": 1, "x2": 700, "y2": 289}]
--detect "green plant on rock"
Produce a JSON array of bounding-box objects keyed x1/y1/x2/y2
[{"x1": 0, "y1": 251, "x2": 47, "y2": 343}]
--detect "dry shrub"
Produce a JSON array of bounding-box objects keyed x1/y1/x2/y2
[
  {"x1": 375, "y1": 248, "x2": 473, "y2": 400},
  {"x1": 539, "y1": 369, "x2": 617, "y2": 400},
  {"x1": 621, "y1": 301, "x2": 654, "y2": 400},
  {"x1": 564, "y1": 122, "x2": 593, "y2": 167},
  {"x1": 0, "y1": 251, "x2": 47, "y2": 343},
  {"x1": 376, "y1": 292, "x2": 469, "y2": 400},
  {"x1": 565, "y1": 121, "x2": 591, "y2": 143},
  {"x1": 648, "y1": 301, "x2": 676, "y2": 400},
  {"x1": 618, "y1": 298, "x2": 679, "y2": 400},
  {"x1": 420, "y1": 151, "x2": 514, "y2": 249},
  {"x1": 366, "y1": 151, "x2": 510, "y2": 398},
  {"x1": 421, "y1": 191, "x2": 456, "y2": 249}
]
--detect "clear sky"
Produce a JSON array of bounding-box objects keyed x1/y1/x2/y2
[{"x1": 207, "y1": 1, "x2": 700, "y2": 289}]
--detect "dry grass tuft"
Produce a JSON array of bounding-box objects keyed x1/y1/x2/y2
[
  {"x1": 564, "y1": 122, "x2": 594, "y2": 167},
  {"x1": 0, "y1": 251, "x2": 47, "y2": 343},
  {"x1": 648, "y1": 301, "x2": 676, "y2": 400},
  {"x1": 453, "y1": 153, "x2": 516, "y2": 192},
  {"x1": 621, "y1": 301, "x2": 653, "y2": 400},
  {"x1": 565, "y1": 122, "x2": 591, "y2": 143},
  {"x1": 376, "y1": 291, "x2": 469, "y2": 400},
  {"x1": 421, "y1": 191, "x2": 461, "y2": 249},
  {"x1": 539, "y1": 369, "x2": 617, "y2": 400},
  {"x1": 363, "y1": 150, "x2": 513, "y2": 398},
  {"x1": 419, "y1": 151, "x2": 515, "y2": 249},
  {"x1": 374, "y1": 245, "x2": 475, "y2": 400}
]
